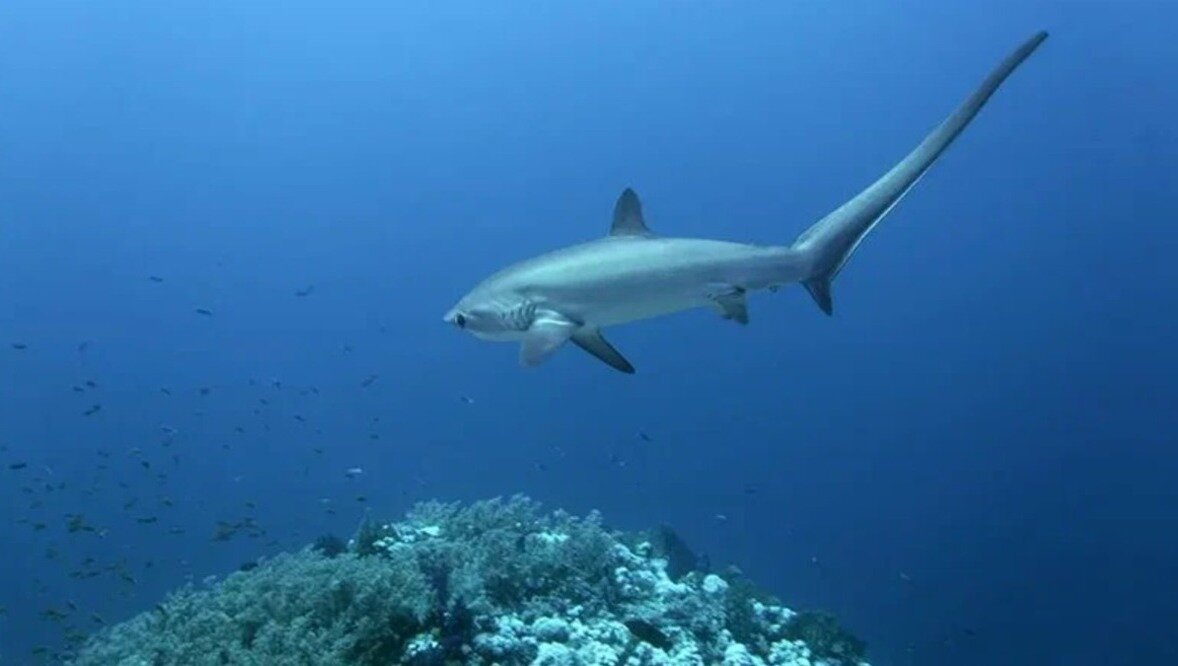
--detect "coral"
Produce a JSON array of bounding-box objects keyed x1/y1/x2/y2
[
  {"x1": 351, "y1": 515, "x2": 392, "y2": 558},
  {"x1": 69, "y1": 496, "x2": 869, "y2": 666},
  {"x1": 70, "y1": 549, "x2": 430, "y2": 666},
  {"x1": 724, "y1": 567, "x2": 780, "y2": 654},
  {"x1": 781, "y1": 611, "x2": 867, "y2": 664},
  {"x1": 311, "y1": 533, "x2": 347, "y2": 558},
  {"x1": 646, "y1": 524, "x2": 705, "y2": 580}
]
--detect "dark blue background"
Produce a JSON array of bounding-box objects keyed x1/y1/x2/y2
[{"x1": 2, "y1": 2, "x2": 1175, "y2": 664}]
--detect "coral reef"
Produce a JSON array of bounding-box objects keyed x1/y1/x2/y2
[{"x1": 70, "y1": 496, "x2": 868, "y2": 666}]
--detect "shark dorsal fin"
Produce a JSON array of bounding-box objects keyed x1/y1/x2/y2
[{"x1": 610, "y1": 188, "x2": 650, "y2": 236}]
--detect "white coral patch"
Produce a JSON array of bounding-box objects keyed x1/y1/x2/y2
[
  {"x1": 532, "y1": 642, "x2": 576, "y2": 666},
  {"x1": 533, "y1": 616, "x2": 572, "y2": 642},
  {"x1": 723, "y1": 642, "x2": 766, "y2": 666},
  {"x1": 702, "y1": 574, "x2": 729, "y2": 596}
]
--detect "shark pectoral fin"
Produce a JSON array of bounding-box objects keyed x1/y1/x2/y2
[
  {"x1": 519, "y1": 313, "x2": 578, "y2": 367},
  {"x1": 571, "y1": 329, "x2": 635, "y2": 374},
  {"x1": 710, "y1": 287, "x2": 749, "y2": 325}
]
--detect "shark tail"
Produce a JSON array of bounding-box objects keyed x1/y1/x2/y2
[{"x1": 791, "y1": 31, "x2": 1047, "y2": 315}]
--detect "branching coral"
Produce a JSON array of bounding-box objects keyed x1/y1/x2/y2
[{"x1": 70, "y1": 496, "x2": 869, "y2": 666}]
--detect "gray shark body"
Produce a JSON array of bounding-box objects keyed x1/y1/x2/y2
[{"x1": 445, "y1": 32, "x2": 1048, "y2": 373}]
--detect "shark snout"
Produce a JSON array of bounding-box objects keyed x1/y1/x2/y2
[{"x1": 442, "y1": 308, "x2": 468, "y2": 330}]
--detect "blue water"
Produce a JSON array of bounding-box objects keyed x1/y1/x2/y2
[{"x1": 2, "y1": 2, "x2": 1175, "y2": 664}]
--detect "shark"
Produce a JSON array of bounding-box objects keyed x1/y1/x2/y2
[{"x1": 444, "y1": 31, "x2": 1048, "y2": 374}]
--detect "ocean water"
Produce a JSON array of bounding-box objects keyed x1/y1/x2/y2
[{"x1": 1, "y1": 2, "x2": 1175, "y2": 664}]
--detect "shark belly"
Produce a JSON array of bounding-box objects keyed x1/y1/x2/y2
[{"x1": 576, "y1": 289, "x2": 713, "y2": 328}]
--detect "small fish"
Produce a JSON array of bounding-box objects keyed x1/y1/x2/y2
[
  {"x1": 160, "y1": 387, "x2": 172, "y2": 396},
  {"x1": 194, "y1": 308, "x2": 213, "y2": 316},
  {"x1": 137, "y1": 516, "x2": 158, "y2": 524},
  {"x1": 11, "y1": 342, "x2": 28, "y2": 350},
  {"x1": 360, "y1": 374, "x2": 378, "y2": 388},
  {"x1": 624, "y1": 619, "x2": 673, "y2": 651},
  {"x1": 66, "y1": 514, "x2": 95, "y2": 533},
  {"x1": 8, "y1": 462, "x2": 28, "y2": 470},
  {"x1": 295, "y1": 285, "x2": 315, "y2": 297},
  {"x1": 77, "y1": 341, "x2": 90, "y2": 352},
  {"x1": 637, "y1": 431, "x2": 653, "y2": 442},
  {"x1": 82, "y1": 404, "x2": 102, "y2": 416},
  {"x1": 459, "y1": 395, "x2": 474, "y2": 405},
  {"x1": 148, "y1": 275, "x2": 164, "y2": 282},
  {"x1": 199, "y1": 387, "x2": 211, "y2": 396},
  {"x1": 344, "y1": 467, "x2": 363, "y2": 478}
]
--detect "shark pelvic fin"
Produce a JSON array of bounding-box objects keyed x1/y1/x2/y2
[
  {"x1": 572, "y1": 329, "x2": 635, "y2": 374},
  {"x1": 519, "y1": 312, "x2": 578, "y2": 367},
  {"x1": 710, "y1": 287, "x2": 749, "y2": 325},
  {"x1": 610, "y1": 188, "x2": 650, "y2": 236}
]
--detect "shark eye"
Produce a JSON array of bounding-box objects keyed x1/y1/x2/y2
[{"x1": 454, "y1": 313, "x2": 467, "y2": 328}]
